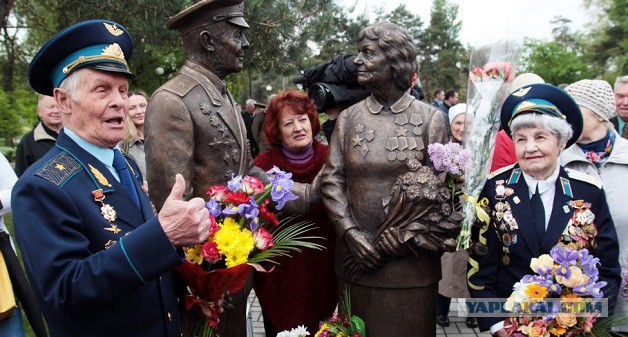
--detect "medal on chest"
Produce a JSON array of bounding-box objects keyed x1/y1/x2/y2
[
  {"x1": 92, "y1": 189, "x2": 122, "y2": 248},
  {"x1": 558, "y1": 199, "x2": 598, "y2": 250},
  {"x1": 492, "y1": 180, "x2": 519, "y2": 264}
]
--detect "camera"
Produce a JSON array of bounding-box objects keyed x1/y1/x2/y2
[{"x1": 293, "y1": 54, "x2": 370, "y2": 112}]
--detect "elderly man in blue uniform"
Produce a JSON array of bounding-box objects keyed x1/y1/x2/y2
[
  {"x1": 467, "y1": 84, "x2": 621, "y2": 336},
  {"x1": 12, "y1": 20, "x2": 213, "y2": 337}
]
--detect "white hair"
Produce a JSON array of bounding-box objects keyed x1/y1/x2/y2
[
  {"x1": 615, "y1": 75, "x2": 628, "y2": 91},
  {"x1": 58, "y1": 69, "x2": 86, "y2": 100},
  {"x1": 510, "y1": 113, "x2": 573, "y2": 147}
]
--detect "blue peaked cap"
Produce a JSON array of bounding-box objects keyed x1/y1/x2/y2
[
  {"x1": 501, "y1": 83, "x2": 583, "y2": 147},
  {"x1": 28, "y1": 19, "x2": 134, "y2": 96}
]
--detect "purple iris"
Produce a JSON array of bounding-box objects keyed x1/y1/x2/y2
[
  {"x1": 206, "y1": 199, "x2": 222, "y2": 218},
  {"x1": 266, "y1": 166, "x2": 293, "y2": 183},
  {"x1": 227, "y1": 174, "x2": 243, "y2": 192},
  {"x1": 547, "y1": 282, "x2": 562, "y2": 295},
  {"x1": 522, "y1": 274, "x2": 553, "y2": 287},
  {"x1": 574, "y1": 281, "x2": 607, "y2": 298},
  {"x1": 551, "y1": 245, "x2": 579, "y2": 269},
  {"x1": 271, "y1": 177, "x2": 298, "y2": 210},
  {"x1": 222, "y1": 204, "x2": 239, "y2": 216},
  {"x1": 237, "y1": 197, "x2": 261, "y2": 230}
]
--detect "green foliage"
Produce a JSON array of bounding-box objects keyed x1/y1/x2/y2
[
  {"x1": 522, "y1": 38, "x2": 597, "y2": 85},
  {"x1": 584, "y1": 0, "x2": 628, "y2": 81},
  {"x1": 248, "y1": 215, "x2": 324, "y2": 265},
  {"x1": 377, "y1": 4, "x2": 423, "y2": 45},
  {"x1": 0, "y1": 88, "x2": 38, "y2": 146},
  {"x1": 521, "y1": 17, "x2": 598, "y2": 85},
  {"x1": 418, "y1": 0, "x2": 466, "y2": 99}
]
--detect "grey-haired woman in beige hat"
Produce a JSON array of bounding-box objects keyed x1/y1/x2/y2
[{"x1": 561, "y1": 79, "x2": 628, "y2": 331}]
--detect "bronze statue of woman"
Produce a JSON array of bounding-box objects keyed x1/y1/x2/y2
[{"x1": 322, "y1": 22, "x2": 458, "y2": 336}]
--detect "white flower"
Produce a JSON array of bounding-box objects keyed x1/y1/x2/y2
[
  {"x1": 276, "y1": 326, "x2": 310, "y2": 337},
  {"x1": 290, "y1": 325, "x2": 310, "y2": 336},
  {"x1": 555, "y1": 266, "x2": 590, "y2": 288},
  {"x1": 530, "y1": 254, "x2": 554, "y2": 274}
]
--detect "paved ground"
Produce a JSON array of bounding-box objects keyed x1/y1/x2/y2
[{"x1": 246, "y1": 291, "x2": 492, "y2": 337}]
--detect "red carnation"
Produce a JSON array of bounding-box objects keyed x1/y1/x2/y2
[
  {"x1": 224, "y1": 191, "x2": 250, "y2": 205},
  {"x1": 259, "y1": 203, "x2": 279, "y2": 226}
]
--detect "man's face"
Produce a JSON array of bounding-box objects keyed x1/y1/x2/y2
[
  {"x1": 448, "y1": 92, "x2": 459, "y2": 105},
  {"x1": 57, "y1": 69, "x2": 129, "y2": 148},
  {"x1": 354, "y1": 38, "x2": 392, "y2": 89},
  {"x1": 615, "y1": 82, "x2": 628, "y2": 121},
  {"x1": 246, "y1": 102, "x2": 255, "y2": 114},
  {"x1": 210, "y1": 22, "x2": 249, "y2": 76},
  {"x1": 38, "y1": 95, "x2": 62, "y2": 130},
  {"x1": 436, "y1": 91, "x2": 445, "y2": 101}
]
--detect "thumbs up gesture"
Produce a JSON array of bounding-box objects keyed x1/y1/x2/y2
[{"x1": 158, "y1": 174, "x2": 210, "y2": 246}]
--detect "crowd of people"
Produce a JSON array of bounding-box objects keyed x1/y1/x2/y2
[{"x1": 0, "y1": 1, "x2": 626, "y2": 337}]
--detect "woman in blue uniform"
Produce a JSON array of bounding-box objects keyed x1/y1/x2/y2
[{"x1": 468, "y1": 83, "x2": 621, "y2": 336}]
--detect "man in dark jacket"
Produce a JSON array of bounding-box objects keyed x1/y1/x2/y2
[{"x1": 14, "y1": 95, "x2": 62, "y2": 176}]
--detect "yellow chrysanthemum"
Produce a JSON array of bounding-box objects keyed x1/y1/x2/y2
[
  {"x1": 315, "y1": 324, "x2": 330, "y2": 337},
  {"x1": 214, "y1": 217, "x2": 255, "y2": 267},
  {"x1": 524, "y1": 283, "x2": 549, "y2": 300},
  {"x1": 185, "y1": 244, "x2": 204, "y2": 265}
]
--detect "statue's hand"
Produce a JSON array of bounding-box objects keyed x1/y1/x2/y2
[
  {"x1": 344, "y1": 228, "x2": 384, "y2": 271},
  {"x1": 375, "y1": 227, "x2": 409, "y2": 257},
  {"x1": 309, "y1": 166, "x2": 324, "y2": 203}
]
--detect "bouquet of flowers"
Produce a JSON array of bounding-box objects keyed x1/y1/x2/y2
[
  {"x1": 427, "y1": 142, "x2": 472, "y2": 211},
  {"x1": 457, "y1": 41, "x2": 521, "y2": 251},
  {"x1": 277, "y1": 288, "x2": 366, "y2": 337},
  {"x1": 177, "y1": 166, "x2": 324, "y2": 337},
  {"x1": 503, "y1": 244, "x2": 615, "y2": 337}
]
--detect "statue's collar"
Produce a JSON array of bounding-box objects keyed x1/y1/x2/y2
[
  {"x1": 366, "y1": 93, "x2": 415, "y2": 114},
  {"x1": 183, "y1": 61, "x2": 228, "y2": 95}
]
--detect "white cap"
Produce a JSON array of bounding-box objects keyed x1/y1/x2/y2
[
  {"x1": 510, "y1": 73, "x2": 545, "y2": 93},
  {"x1": 449, "y1": 103, "x2": 469, "y2": 124}
]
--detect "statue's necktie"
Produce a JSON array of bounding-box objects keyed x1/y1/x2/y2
[
  {"x1": 530, "y1": 185, "x2": 545, "y2": 240},
  {"x1": 113, "y1": 149, "x2": 140, "y2": 209}
]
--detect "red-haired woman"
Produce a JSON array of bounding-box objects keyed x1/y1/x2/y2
[{"x1": 253, "y1": 89, "x2": 337, "y2": 335}]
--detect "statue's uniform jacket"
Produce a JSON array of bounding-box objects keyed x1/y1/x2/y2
[
  {"x1": 145, "y1": 61, "x2": 258, "y2": 210},
  {"x1": 322, "y1": 93, "x2": 448, "y2": 288}
]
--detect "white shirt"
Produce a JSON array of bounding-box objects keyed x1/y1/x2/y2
[
  {"x1": 521, "y1": 164, "x2": 560, "y2": 230},
  {"x1": 1, "y1": 153, "x2": 18, "y2": 251}
]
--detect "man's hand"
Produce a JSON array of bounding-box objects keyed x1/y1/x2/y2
[
  {"x1": 344, "y1": 228, "x2": 384, "y2": 271},
  {"x1": 158, "y1": 174, "x2": 210, "y2": 246}
]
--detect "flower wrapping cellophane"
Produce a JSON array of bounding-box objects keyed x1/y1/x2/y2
[{"x1": 456, "y1": 41, "x2": 521, "y2": 250}]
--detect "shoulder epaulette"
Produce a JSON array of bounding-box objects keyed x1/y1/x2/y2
[
  {"x1": 488, "y1": 163, "x2": 516, "y2": 180},
  {"x1": 565, "y1": 168, "x2": 602, "y2": 189},
  {"x1": 35, "y1": 151, "x2": 82, "y2": 186},
  {"x1": 159, "y1": 74, "x2": 198, "y2": 98}
]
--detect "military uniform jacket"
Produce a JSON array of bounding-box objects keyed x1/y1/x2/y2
[
  {"x1": 145, "y1": 61, "x2": 258, "y2": 210},
  {"x1": 322, "y1": 93, "x2": 448, "y2": 288},
  {"x1": 12, "y1": 130, "x2": 183, "y2": 337},
  {"x1": 468, "y1": 164, "x2": 621, "y2": 331}
]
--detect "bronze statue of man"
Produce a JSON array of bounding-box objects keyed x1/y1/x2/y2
[
  {"x1": 322, "y1": 22, "x2": 457, "y2": 337},
  {"x1": 145, "y1": 1, "x2": 255, "y2": 336},
  {"x1": 145, "y1": 1, "x2": 316, "y2": 336}
]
